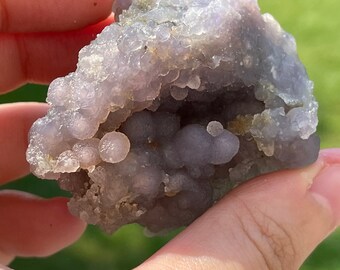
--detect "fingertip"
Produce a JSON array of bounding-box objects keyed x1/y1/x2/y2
[
  {"x1": 49, "y1": 197, "x2": 87, "y2": 234},
  {"x1": 33, "y1": 197, "x2": 87, "y2": 257},
  {"x1": 28, "y1": 196, "x2": 87, "y2": 257},
  {"x1": 1, "y1": 0, "x2": 114, "y2": 32},
  {"x1": 0, "y1": 103, "x2": 48, "y2": 184},
  {"x1": 1, "y1": 15, "x2": 114, "y2": 93},
  {"x1": 310, "y1": 165, "x2": 340, "y2": 226},
  {"x1": 319, "y1": 148, "x2": 340, "y2": 165},
  {"x1": 0, "y1": 192, "x2": 86, "y2": 258}
]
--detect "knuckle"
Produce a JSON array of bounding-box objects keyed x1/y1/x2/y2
[{"x1": 233, "y1": 197, "x2": 298, "y2": 270}]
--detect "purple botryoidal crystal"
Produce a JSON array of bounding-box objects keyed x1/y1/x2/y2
[{"x1": 27, "y1": 0, "x2": 319, "y2": 234}]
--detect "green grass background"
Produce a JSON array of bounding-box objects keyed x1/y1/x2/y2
[{"x1": 0, "y1": 0, "x2": 339, "y2": 269}]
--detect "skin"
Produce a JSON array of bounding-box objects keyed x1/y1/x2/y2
[{"x1": 0, "y1": 1, "x2": 339, "y2": 269}]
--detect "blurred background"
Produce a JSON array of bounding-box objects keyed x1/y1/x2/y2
[{"x1": 1, "y1": 0, "x2": 339, "y2": 269}]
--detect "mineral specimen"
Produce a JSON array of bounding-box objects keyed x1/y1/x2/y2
[{"x1": 26, "y1": 0, "x2": 320, "y2": 234}]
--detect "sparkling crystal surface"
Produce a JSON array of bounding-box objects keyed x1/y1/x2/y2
[{"x1": 27, "y1": 0, "x2": 319, "y2": 234}]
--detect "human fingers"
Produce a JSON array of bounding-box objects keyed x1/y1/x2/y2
[
  {"x1": 0, "y1": 262, "x2": 12, "y2": 270},
  {"x1": 0, "y1": 191, "x2": 86, "y2": 264},
  {"x1": 137, "y1": 149, "x2": 340, "y2": 270},
  {"x1": 0, "y1": 15, "x2": 114, "y2": 93},
  {"x1": 0, "y1": 103, "x2": 48, "y2": 184},
  {"x1": 0, "y1": 250, "x2": 14, "y2": 266},
  {"x1": 0, "y1": 0, "x2": 114, "y2": 33}
]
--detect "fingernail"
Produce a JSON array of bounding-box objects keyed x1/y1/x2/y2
[
  {"x1": 310, "y1": 165, "x2": 340, "y2": 225},
  {"x1": 319, "y1": 148, "x2": 340, "y2": 165}
]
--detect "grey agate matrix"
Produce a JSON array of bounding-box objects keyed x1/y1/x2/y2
[{"x1": 27, "y1": 0, "x2": 320, "y2": 234}]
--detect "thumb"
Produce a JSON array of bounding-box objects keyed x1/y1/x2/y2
[{"x1": 137, "y1": 149, "x2": 340, "y2": 270}]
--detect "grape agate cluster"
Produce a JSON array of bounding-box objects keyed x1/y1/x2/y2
[{"x1": 26, "y1": 0, "x2": 319, "y2": 234}]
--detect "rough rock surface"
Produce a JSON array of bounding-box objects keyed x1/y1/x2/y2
[{"x1": 27, "y1": 0, "x2": 319, "y2": 234}]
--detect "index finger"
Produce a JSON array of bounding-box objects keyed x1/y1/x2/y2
[
  {"x1": 0, "y1": 102, "x2": 48, "y2": 185},
  {"x1": 0, "y1": 0, "x2": 114, "y2": 33}
]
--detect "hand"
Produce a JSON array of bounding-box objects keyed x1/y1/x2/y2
[
  {"x1": 1, "y1": 1, "x2": 339, "y2": 269},
  {"x1": 0, "y1": 0, "x2": 115, "y2": 265},
  {"x1": 136, "y1": 149, "x2": 340, "y2": 270}
]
